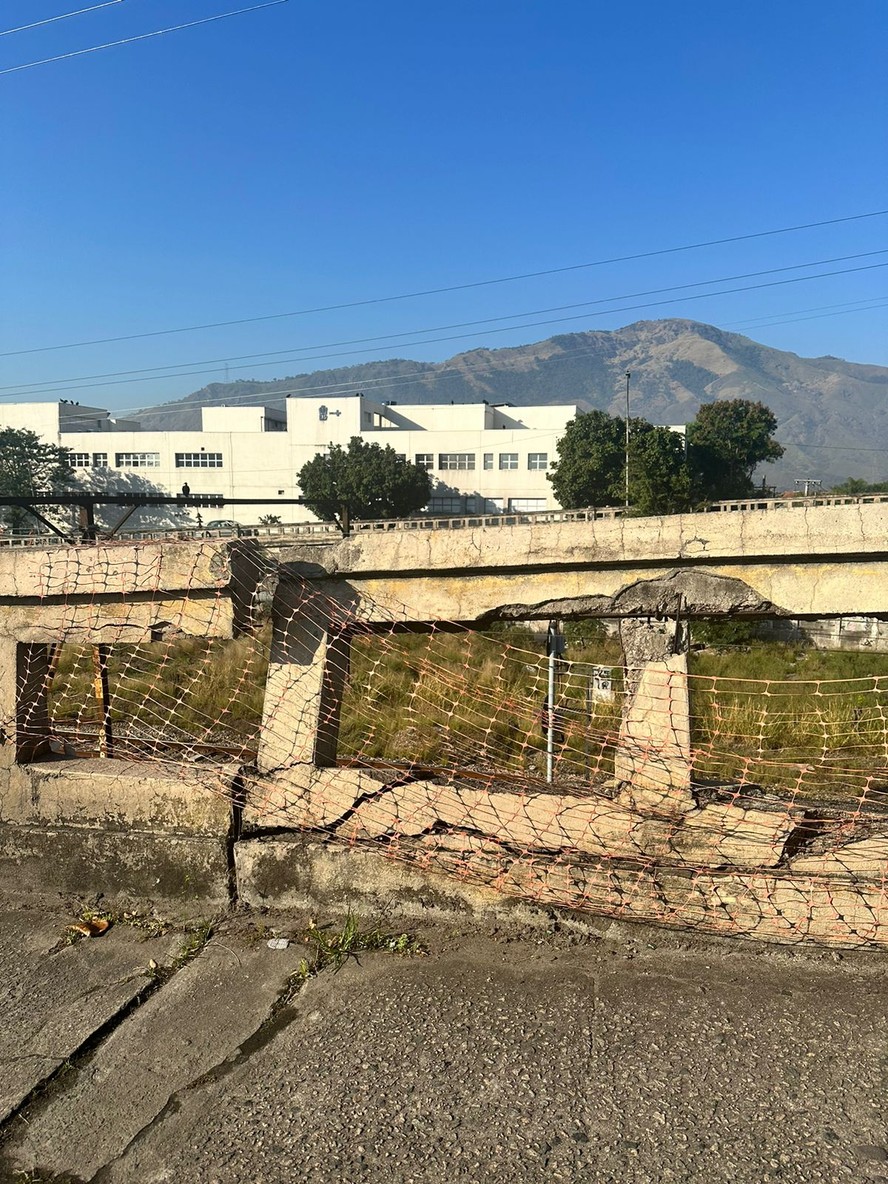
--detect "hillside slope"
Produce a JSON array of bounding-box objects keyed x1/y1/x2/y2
[{"x1": 139, "y1": 319, "x2": 888, "y2": 488}]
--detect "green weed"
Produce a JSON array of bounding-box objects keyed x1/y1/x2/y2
[{"x1": 282, "y1": 913, "x2": 423, "y2": 1000}]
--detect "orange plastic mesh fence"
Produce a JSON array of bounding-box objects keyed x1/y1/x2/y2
[{"x1": 3, "y1": 564, "x2": 887, "y2": 947}]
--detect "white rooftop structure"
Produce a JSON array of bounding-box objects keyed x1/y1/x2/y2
[{"x1": 0, "y1": 394, "x2": 582, "y2": 525}]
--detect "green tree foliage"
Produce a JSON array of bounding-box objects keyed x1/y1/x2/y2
[
  {"x1": 547, "y1": 409, "x2": 624, "y2": 509},
  {"x1": 0, "y1": 428, "x2": 73, "y2": 496},
  {"x1": 830, "y1": 477, "x2": 888, "y2": 495},
  {"x1": 548, "y1": 411, "x2": 693, "y2": 514},
  {"x1": 297, "y1": 436, "x2": 433, "y2": 529},
  {"x1": 686, "y1": 399, "x2": 783, "y2": 500},
  {"x1": 0, "y1": 428, "x2": 73, "y2": 528},
  {"x1": 628, "y1": 422, "x2": 694, "y2": 515},
  {"x1": 549, "y1": 399, "x2": 783, "y2": 514}
]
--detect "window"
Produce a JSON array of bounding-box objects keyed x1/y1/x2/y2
[
  {"x1": 428, "y1": 496, "x2": 475, "y2": 514},
  {"x1": 415, "y1": 453, "x2": 434, "y2": 470},
  {"x1": 528, "y1": 452, "x2": 548, "y2": 470},
  {"x1": 499, "y1": 453, "x2": 518, "y2": 470},
  {"x1": 508, "y1": 498, "x2": 547, "y2": 512},
  {"x1": 92, "y1": 452, "x2": 108, "y2": 468},
  {"x1": 483, "y1": 453, "x2": 494, "y2": 470},
  {"x1": 438, "y1": 453, "x2": 475, "y2": 471},
  {"x1": 115, "y1": 452, "x2": 160, "y2": 468},
  {"x1": 175, "y1": 452, "x2": 224, "y2": 468},
  {"x1": 70, "y1": 452, "x2": 91, "y2": 469}
]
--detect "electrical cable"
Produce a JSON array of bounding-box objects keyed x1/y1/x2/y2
[
  {"x1": 54, "y1": 293, "x2": 888, "y2": 424},
  {"x1": 1, "y1": 208, "x2": 886, "y2": 358},
  {"x1": 5, "y1": 249, "x2": 884, "y2": 393},
  {"x1": 0, "y1": 1, "x2": 125, "y2": 38},
  {"x1": 0, "y1": 0, "x2": 288, "y2": 76},
  {"x1": 7, "y1": 258, "x2": 888, "y2": 399}
]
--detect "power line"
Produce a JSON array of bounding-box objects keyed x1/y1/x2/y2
[
  {"x1": 20, "y1": 289, "x2": 886, "y2": 427},
  {"x1": 0, "y1": 1, "x2": 125, "y2": 38},
  {"x1": 101, "y1": 294, "x2": 888, "y2": 423},
  {"x1": 5, "y1": 249, "x2": 884, "y2": 393},
  {"x1": 2, "y1": 208, "x2": 886, "y2": 358},
  {"x1": 727, "y1": 295, "x2": 888, "y2": 329},
  {"x1": 0, "y1": 0, "x2": 288, "y2": 76},
  {"x1": 7, "y1": 259, "x2": 888, "y2": 399},
  {"x1": 727, "y1": 298, "x2": 888, "y2": 332}
]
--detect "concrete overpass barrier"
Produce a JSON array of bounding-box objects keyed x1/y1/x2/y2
[{"x1": 0, "y1": 526, "x2": 885, "y2": 947}]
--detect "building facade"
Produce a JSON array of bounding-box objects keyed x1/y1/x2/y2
[{"x1": 1, "y1": 395, "x2": 581, "y2": 525}]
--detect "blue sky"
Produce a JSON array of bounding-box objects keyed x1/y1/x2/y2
[{"x1": 1, "y1": 0, "x2": 886, "y2": 414}]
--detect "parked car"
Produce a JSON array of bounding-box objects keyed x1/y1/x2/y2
[{"x1": 204, "y1": 519, "x2": 258, "y2": 537}]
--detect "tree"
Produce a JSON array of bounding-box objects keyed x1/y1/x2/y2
[
  {"x1": 548, "y1": 410, "x2": 693, "y2": 514},
  {"x1": 297, "y1": 436, "x2": 433, "y2": 529},
  {"x1": 830, "y1": 477, "x2": 888, "y2": 495},
  {"x1": 686, "y1": 399, "x2": 783, "y2": 501},
  {"x1": 547, "y1": 410, "x2": 626, "y2": 509},
  {"x1": 0, "y1": 428, "x2": 73, "y2": 530},
  {"x1": 628, "y1": 422, "x2": 694, "y2": 515}
]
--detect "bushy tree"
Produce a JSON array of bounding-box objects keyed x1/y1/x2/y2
[
  {"x1": 549, "y1": 398, "x2": 783, "y2": 514},
  {"x1": 547, "y1": 410, "x2": 626, "y2": 509},
  {"x1": 297, "y1": 436, "x2": 433, "y2": 530},
  {"x1": 830, "y1": 477, "x2": 888, "y2": 495},
  {"x1": 686, "y1": 399, "x2": 783, "y2": 500},
  {"x1": 629, "y1": 422, "x2": 694, "y2": 515},
  {"x1": 548, "y1": 411, "x2": 693, "y2": 514},
  {"x1": 0, "y1": 428, "x2": 73, "y2": 529}
]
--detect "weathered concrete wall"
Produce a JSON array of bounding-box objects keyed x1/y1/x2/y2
[
  {"x1": 277, "y1": 502, "x2": 888, "y2": 621},
  {"x1": 234, "y1": 831, "x2": 888, "y2": 950},
  {"x1": 0, "y1": 541, "x2": 245, "y2": 913},
  {"x1": 0, "y1": 518, "x2": 886, "y2": 944},
  {"x1": 0, "y1": 540, "x2": 231, "y2": 600}
]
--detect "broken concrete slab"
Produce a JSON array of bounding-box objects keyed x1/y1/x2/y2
[
  {"x1": 3, "y1": 937, "x2": 311, "y2": 1182},
  {"x1": 791, "y1": 833, "x2": 888, "y2": 881},
  {"x1": 0, "y1": 759, "x2": 235, "y2": 834},
  {"x1": 0, "y1": 902, "x2": 179, "y2": 1124}
]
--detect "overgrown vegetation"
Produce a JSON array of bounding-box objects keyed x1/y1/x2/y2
[
  {"x1": 49, "y1": 631, "x2": 270, "y2": 752},
  {"x1": 689, "y1": 643, "x2": 888, "y2": 795},
  {"x1": 43, "y1": 621, "x2": 888, "y2": 800}
]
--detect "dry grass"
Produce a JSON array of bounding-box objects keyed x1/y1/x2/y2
[{"x1": 44, "y1": 628, "x2": 888, "y2": 801}]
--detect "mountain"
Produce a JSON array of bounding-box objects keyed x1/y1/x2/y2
[{"x1": 137, "y1": 319, "x2": 888, "y2": 488}]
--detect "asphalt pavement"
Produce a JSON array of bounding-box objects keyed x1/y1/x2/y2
[{"x1": 0, "y1": 894, "x2": 885, "y2": 1184}]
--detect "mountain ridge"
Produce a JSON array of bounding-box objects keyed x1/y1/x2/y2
[{"x1": 137, "y1": 318, "x2": 888, "y2": 488}]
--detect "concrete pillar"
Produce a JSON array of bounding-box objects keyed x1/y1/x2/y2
[
  {"x1": 614, "y1": 618, "x2": 694, "y2": 816},
  {"x1": 0, "y1": 640, "x2": 53, "y2": 765},
  {"x1": 256, "y1": 581, "x2": 352, "y2": 775}
]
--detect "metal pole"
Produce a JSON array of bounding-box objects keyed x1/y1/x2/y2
[
  {"x1": 92, "y1": 644, "x2": 113, "y2": 758},
  {"x1": 547, "y1": 635, "x2": 556, "y2": 784},
  {"x1": 624, "y1": 370, "x2": 631, "y2": 509}
]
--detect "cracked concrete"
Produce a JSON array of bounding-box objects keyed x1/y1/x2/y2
[
  {"x1": 0, "y1": 900, "x2": 181, "y2": 1124},
  {"x1": 0, "y1": 896, "x2": 884, "y2": 1184},
  {"x1": 3, "y1": 935, "x2": 311, "y2": 1182}
]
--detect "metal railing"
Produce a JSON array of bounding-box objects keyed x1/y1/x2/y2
[{"x1": 3, "y1": 492, "x2": 888, "y2": 547}]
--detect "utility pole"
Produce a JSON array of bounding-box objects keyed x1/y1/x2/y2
[
  {"x1": 794, "y1": 478, "x2": 822, "y2": 497},
  {"x1": 624, "y1": 370, "x2": 631, "y2": 509}
]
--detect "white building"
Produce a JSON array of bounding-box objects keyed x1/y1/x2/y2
[{"x1": 0, "y1": 395, "x2": 581, "y2": 525}]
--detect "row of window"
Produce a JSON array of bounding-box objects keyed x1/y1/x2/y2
[
  {"x1": 69, "y1": 452, "x2": 225, "y2": 470},
  {"x1": 70, "y1": 450, "x2": 548, "y2": 473},
  {"x1": 428, "y1": 496, "x2": 548, "y2": 514},
  {"x1": 416, "y1": 452, "x2": 548, "y2": 472}
]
